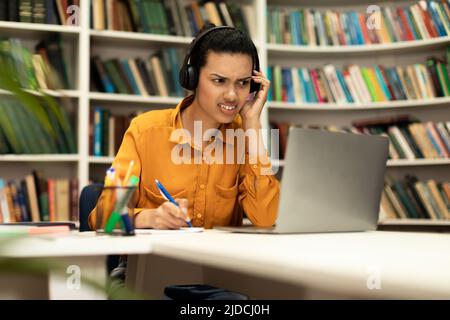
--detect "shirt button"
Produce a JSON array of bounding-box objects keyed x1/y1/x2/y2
[
  {"x1": 252, "y1": 164, "x2": 258, "y2": 169},
  {"x1": 200, "y1": 184, "x2": 206, "y2": 190},
  {"x1": 197, "y1": 213, "x2": 202, "y2": 218}
]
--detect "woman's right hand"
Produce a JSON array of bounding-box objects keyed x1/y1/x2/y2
[{"x1": 135, "y1": 198, "x2": 189, "y2": 229}]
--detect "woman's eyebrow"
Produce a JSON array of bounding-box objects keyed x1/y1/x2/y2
[{"x1": 210, "y1": 73, "x2": 251, "y2": 80}]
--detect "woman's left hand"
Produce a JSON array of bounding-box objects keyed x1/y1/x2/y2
[{"x1": 240, "y1": 69, "x2": 270, "y2": 128}]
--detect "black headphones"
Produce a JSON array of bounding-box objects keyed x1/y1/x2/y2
[{"x1": 179, "y1": 26, "x2": 260, "y2": 93}]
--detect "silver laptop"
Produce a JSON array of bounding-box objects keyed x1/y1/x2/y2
[{"x1": 215, "y1": 127, "x2": 389, "y2": 234}]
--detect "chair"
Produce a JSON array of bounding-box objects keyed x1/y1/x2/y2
[{"x1": 78, "y1": 183, "x2": 120, "y2": 273}]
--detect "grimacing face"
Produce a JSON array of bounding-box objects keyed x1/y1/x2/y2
[{"x1": 195, "y1": 51, "x2": 253, "y2": 124}]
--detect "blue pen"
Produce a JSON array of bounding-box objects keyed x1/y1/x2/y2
[{"x1": 154, "y1": 179, "x2": 193, "y2": 228}]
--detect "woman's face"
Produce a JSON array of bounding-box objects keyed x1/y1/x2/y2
[{"x1": 195, "y1": 51, "x2": 253, "y2": 124}]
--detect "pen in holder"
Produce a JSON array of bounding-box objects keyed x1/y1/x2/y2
[{"x1": 95, "y1": 185, "x2": 137, "y2": 236}]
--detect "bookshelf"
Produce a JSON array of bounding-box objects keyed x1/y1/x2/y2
[{"x1": 0, "y1": 0, "x2": 448, "y2": 226}]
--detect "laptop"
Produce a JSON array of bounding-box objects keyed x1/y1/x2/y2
[{"x1": 215, "y1": 127, "x2": 389, "y2": 234}]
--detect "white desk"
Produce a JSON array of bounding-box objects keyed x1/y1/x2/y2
[
  {"x1": 2, "y1": 230, "x2": 450, "y2": 299},
  {"x1": 0, "y1": 232, "x2": 153, "y2": 299},
  {"x1": 127, "y1": 230, "x2": 450, "y2": 299}
]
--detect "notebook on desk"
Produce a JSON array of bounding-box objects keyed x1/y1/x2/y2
[{"x1": 215, "y1": 127, "x2": 389, "y2": 234}]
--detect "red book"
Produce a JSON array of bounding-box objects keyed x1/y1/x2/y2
[
  {"x1": 418, "y1": 4, "x2": 438, "y2": 37},
  {"x1": 310, "y1": 69, "x2": 324, "y2": 103},
  {"x1": 358, "y1": 13, "x2": 371, "y2": 44},
  {"x1": 47, "y1": 179, "x2": 55, "y2": 222},
  {"x1": 397, "y1": 8, "x2": 414, "y2": 41}
]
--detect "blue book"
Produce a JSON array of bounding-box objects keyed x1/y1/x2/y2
[
  {"x1": 385, "y1": 68, "x2": 402, "y2": 100},
  {"x1": 429, "y1": 1, "x2": 447, "y2": 36},
  {"x1": 336, "y1": 70, "x2": 354, "y2": 103},
  {"x1": 351, "y1": 11, "x2": 364, "y2": 45},
  {"x1": 121, "y1": 60, "x2": 140, "y2": 95},
  {"x1": 93, "y1": 108, "x2": 103, "y2": 157},
  {"x1": 425, "y1": 126, "x2": 444, "y2": 157},
  {"x1": 168, "y1": 48, "x2": 183, "y2": 97},
  {"x1": 374, "y1": 66, "x2": 392, "y2": 100},
  {"x1": 298, "y1": 68, "x2": 309, "y2": 102},
  {"x1": 298, "y1": 10, "x2": 306, "y2": 45},
  {"x1": 282, "y1": 68, "x2": 295, "y2": 102},
  {"x1": 436, "y1": 123, "x2": 450, "y2": 152},
  {"x1": 438, "y1": 2, "x2": 450, "y2": 35},
  {"x1": 300, "y1": 69, "x2": 313, "y2": 102},
  {"x1": 346, "y1": 12, "x2": 358, "y2": 45},
  {"x1": 135, "y1": 0, "x2": 149, "y2": 33},
  {"x1": 389, "y1": 68, "x2": 408, "y2": 100},
  {"x1": 290, "y1": 12, "x2": 300, "y2": 45},
  {"x1": 267, "y1": 66, "x2": 273, "y2": 101},
  {"x1": 341, "y1": 13, "x2": 352, "y2": 45}
]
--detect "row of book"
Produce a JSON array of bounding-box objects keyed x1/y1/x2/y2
[
  {"x1": 91, "y1": 0, "x2": 253, "y2": 37},
  {"x1": 0, "y1": 100, "x2": 77, "y2": 154},
  {"x1": 269, "y1": 116, "x2": 450, "y2": 161},
  {"x1": 268, "y1": 0, "x2": 450, "y2": 46},
  {"x1": 0, "y1": 0, "x2": 78, "y2": 25},
  {"x1": 0, "y1": 36, "x2": 71, "y2": 90},
  {"x1": 380, "y1": 175, "x2": 450, "y2": 220},
  {"x1": 89, "y1": 108, "x2": 136, "y2": 157},
  {"x1": 0, "y1": 172, "x2": 78, "y2": 223},
  {"x1": 268, "y1": 51, "x2": 450, "y2": 104},
  {"x1": 91, "y1": 48, "x2": 185, "y2": 97}
]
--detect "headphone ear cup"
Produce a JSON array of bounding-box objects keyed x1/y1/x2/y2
[{"x1": 185, "y1": 64, "x2": 198, "y2": 91}]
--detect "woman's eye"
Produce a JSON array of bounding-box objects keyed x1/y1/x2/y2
[
  {"x1": 213, "y1": 79, "x2": 224, "y2": 84},
  {"x1": 238, "y1": 80, "x2": 249, "y2": 86}
]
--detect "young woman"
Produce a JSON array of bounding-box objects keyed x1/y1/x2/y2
[{"x1": 89, "y1": 24, "x2": 279, "y2": 230}]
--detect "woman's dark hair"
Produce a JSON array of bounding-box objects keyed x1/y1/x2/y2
[{"x1": 190, "y1": 23, "x2": 256, "y2": 71}]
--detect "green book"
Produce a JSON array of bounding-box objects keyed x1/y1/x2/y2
[
  {"x1": 361, "y1": 67, "x2": 378, "y2": 102},
  {"x1": 387, "y1": 130, "x2": 406, "y2": 159},
  {"x1": 273, "y1": 65, "x2": 282, "y2": 102},
  {"x1": 407, "y1": 8, "x2": 422, "y2": 40},
  {"x1": 393, "y1": 181, "x2": 419, "y2": 218},
  {"x1": 103, "y1": 60, "x2": 129, "y2": 94},
  {"x1": 437, "y1": 63, "x2": 450, "y2": 96}
]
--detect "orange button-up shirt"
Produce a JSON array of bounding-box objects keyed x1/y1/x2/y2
[{"x1": 88, "y1": 95, "x2": 280, "y2": 229}]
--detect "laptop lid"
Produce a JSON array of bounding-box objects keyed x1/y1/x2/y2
[{"x1": 275, "y1": 127, "x2": 389, "y2": 233}]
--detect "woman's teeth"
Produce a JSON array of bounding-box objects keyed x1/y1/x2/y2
[{"x1": 219, "y1": 104, "x2": 237, "y2": 110}]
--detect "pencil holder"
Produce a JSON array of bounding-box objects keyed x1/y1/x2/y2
[{"x1": 95, "y1": 186, "x2": 137, "y2": 236}]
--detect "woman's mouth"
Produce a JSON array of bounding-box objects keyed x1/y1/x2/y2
[{"x1": 218, "y1": 103, "x2": 238, "y2": 115}]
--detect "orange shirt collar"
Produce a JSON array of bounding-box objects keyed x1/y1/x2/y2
[{"x1": 169, "y1": 95, "x2": 241, "y2": 146}]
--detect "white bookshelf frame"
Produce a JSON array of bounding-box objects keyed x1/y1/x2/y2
[{"x1": 0, "y1": 0, "x2": 448, "y2": 226}]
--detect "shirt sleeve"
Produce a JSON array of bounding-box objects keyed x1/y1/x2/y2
[
  {"x1": 237, "y1": 152, "x2": 280, "y2": 227},
  {"x1": 88, "y1": 118, "x2": 144, "y2": 230}
]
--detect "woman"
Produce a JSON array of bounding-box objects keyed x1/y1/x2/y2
[{"x1": 88, "y1": 24, "x2": 279, "y2": 230}]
